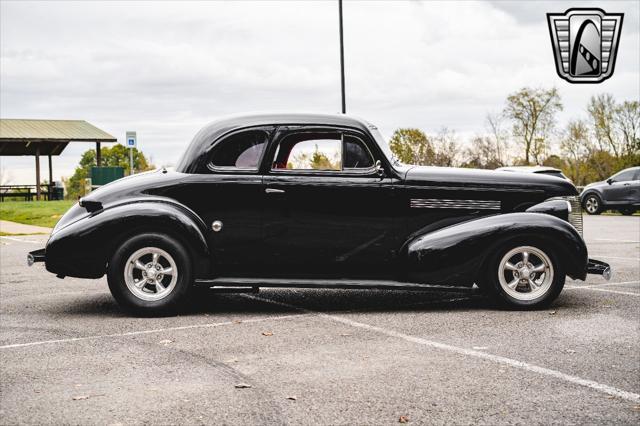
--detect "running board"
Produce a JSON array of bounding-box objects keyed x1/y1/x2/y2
[{"x1": 194, "y1": 277, "x2": 475, "y2": 293}]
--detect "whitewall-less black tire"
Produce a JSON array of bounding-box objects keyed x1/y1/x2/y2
[{"x1": 107, "y1": 233, "x2": 194, "y2": 315}]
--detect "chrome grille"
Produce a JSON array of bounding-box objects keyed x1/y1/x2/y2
[
  {"x1": 545, "y1": 196, "x2": 583, "y2": 236},
  {"x1": 567, "y1": 196, "x2": 584, "y2": 236}
]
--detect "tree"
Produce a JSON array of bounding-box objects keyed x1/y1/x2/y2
[
  {"x1": 64, "y1": 145, "x2": 154, "y2": 199},
  {"x1": 388, "y1": 128, "x2": 435, "y2": 165},
  {"x1": 560, "y1": 120, "x2": 591, "y2": 185},
  {"x1": 388, "y1": 128, "x2": 460, "y2": 166},
  {"x1": 486, "y1": 112, "x2": 509, "y2": 166},
  {"x1": 462, "y1": 136, "x2": 505, "y2": 169},
  {"x1": 504, "y1": 87, "x2": 563, "y2": 164},
  {"x1": 615, "y1": 100, "x2": 640, "y2": 163},
  {"x1": 588, "y1": 94, "x2": 620, "y2": 156},
  {"x1": 431, "y1": 128, "x2": 461, "y2": 167}
]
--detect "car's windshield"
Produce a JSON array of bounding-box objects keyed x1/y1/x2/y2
[{"x1": 368, "y1": 126, "x2": 401, "y2": 167}]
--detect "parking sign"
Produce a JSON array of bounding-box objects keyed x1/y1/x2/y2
[{"x1": 126, "y1": 131, "x2": 137, "y2": 148}]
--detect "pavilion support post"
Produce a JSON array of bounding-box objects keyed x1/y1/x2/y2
[
  {"x1": 96, "y1": 142, "x2": 101, "y2": 167},
  {"x1": 48, "y1": 154, "x2": 53, "y2": 200},
  {"x1": 35, "y1": 147, "x2": 41, "y2": 201}
]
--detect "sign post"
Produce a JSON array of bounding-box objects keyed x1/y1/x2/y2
[{"x1": 126, "y1": 131, "x2": 137, "y2": 175}]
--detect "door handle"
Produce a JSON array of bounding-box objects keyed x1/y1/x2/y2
[{"x1": 265, "y1": 188, "x2": 285, "y2": 194}]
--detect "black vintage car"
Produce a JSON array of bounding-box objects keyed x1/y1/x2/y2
[{"x1": 28, "y1": 114, "x2": 611, "y2": 314}]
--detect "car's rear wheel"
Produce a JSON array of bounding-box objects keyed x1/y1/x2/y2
[
  {"x1": 481, "y1": 242, "x2": 565, "y2": 309},
  {"x1": 583, "y1": 193, "x2": 602, "y2": 215},
  {"x1": 107, "y1": 233, "x2": 193, "y2": 315}
]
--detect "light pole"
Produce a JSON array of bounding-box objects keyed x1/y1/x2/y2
[{"x1": 338, "y1": 0, "x2": 346, "y2": 114}]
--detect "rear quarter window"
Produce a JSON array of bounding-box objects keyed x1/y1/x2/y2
[{"x1": 207, "y1": 129, "x2": 269, "y2": 171}]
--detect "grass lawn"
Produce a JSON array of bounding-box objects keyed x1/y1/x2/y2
[{"x1": 0, "y1": 200, "x2": 75, "y2": 228}]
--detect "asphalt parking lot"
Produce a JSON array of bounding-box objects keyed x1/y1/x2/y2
[{"x1": 1, "y1": 215, "x2": 638, "y2": 425}]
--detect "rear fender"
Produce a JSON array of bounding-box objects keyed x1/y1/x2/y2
[
  {"x1": 402, "y1": 212, "x2": 588, "y2": 285},
  {"x1": 45, "y1": 201, "x2": 211, "y2": 278}
]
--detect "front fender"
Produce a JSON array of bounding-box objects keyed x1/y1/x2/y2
[
  {"x1": 45, "y1": 201, "x2": 211, "y2": 278},
  {"x1": 402, "y1": 212, "x2": 588, "y2": 286}
]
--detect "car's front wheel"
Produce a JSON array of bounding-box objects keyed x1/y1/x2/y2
[
  {"x1": 107, "y1": 233, "x2": 194, "y2": 315},
  {"x1": 481, "y1": 242, "x2": 565, "y2": 309},
  {"x1": 583, "y1": 193, "x2": 602, "y2": 215}
]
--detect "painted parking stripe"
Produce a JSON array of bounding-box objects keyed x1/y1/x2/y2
[
  {"x1": 0, "y1": 313, "x2": 308, "y2": 350},
  {"x1": 564, "y1": 287, "x2": 639, "y2": 296},
  {"x1": 241, "y1": 294, "x2": 640, "y2": 403},
  {"x1": 586, "y1": 239, "x2": 639, "y2": 243},
  {"x1": 567, "y1": 280, "x2": 639, "y2": 289},
  {"x1": 0, "y1": 236, "x2": 42, "y2": 244},
  {"x1": 565, "y1": 280, "x2": 640, "y2": 296}
]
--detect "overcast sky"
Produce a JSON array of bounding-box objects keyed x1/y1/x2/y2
[{"x1": 1, "y1": 0, "x2": 638, "y2": 184}]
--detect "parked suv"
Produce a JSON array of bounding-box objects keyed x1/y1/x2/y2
[{"x1": 580, "y1": 167, "x2": 640, "y2": 215}]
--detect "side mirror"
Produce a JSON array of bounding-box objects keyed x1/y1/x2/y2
[
  {"x1": 607, "y1": 178, "x2": 613, "y2": 185},
  {"x1": 375, "y1": 160, "x2": 385, "y2": 178}
]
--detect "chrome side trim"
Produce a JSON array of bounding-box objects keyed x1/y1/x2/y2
[{"x1": 410, "y1": 198, "x2": 501, "y2": 210}]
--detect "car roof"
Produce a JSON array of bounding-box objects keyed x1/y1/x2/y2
[
  {"x1": 176, "y1": 113, "x2": 375, "y2": 173},
  {"x1": 200, "y1": 113, "x2": 372, "y2": 134}
]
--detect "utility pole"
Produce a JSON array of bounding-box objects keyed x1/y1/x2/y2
[{"x1": 338, "y1": 0, "x2": 346, "y2": 114}]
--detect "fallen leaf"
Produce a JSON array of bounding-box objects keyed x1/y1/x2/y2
[
  {"x1": 72, "y1": 394, "x2": 104, "y2": 401},
  {"x1": 549, "y1": 311, "x2": 557, "y2": 315},
  {"x1": 233, "y1": 320, "x2": 242, "y2": 324},
  {"x1": 262, "y1": 331, "x2": 273, "y2": 336},
  {"x1": 235, "y1": 383, "x2": 252, "y2": 389},
  {"x1": 399, "y1": 415, "x2": 410, "y2": 423},
  {"x1": 225, "y1": 358, "x2": 238, "y2": 364},
  {"x1": 632, "y1": 404, "x2": 640, "y2": 411},
  {"x1": 287, "y1": 396, "x2": 297, "y2": 401}
]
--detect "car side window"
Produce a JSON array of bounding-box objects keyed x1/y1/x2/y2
[
  {"x1": 612, "y1": 169, "x2": 636, "y2": 182},
  {"x1": 344, "y1": 135, "x2": 374, "y2": 169},
  {"x1": 207, "y1": 129, "x2": 269, "y2": 171},
  {"x1": 272, "y1": 132, "x2": 342, "y2": 171}
]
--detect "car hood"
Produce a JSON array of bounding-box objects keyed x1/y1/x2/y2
[
  {"x1": 583, "y1": 180, "x2": 605, "y2": 190},
  {"x1": 403, "y1": 166, "x2": 578, "y2": 198}
]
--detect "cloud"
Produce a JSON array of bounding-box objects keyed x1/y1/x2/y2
[{"x1": 1, "y1": 0, "x2": 638, "y2": 184}]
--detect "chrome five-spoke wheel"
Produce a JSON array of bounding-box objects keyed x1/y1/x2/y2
[
  {"x1": 497, "y1": 246, "x2": 554, "y2": 301},
  {"x1": 124, "y1": 247, "x2": 178, "y2": 301}
]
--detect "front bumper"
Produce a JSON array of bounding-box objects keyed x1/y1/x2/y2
[
  {"x1": 586, "y1": 258, "x2": 612, "y2": 280},
  {"x1": 27, "y1": 248, "x2": 46, "y2": 266}
]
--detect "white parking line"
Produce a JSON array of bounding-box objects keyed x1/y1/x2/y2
[
  {"x1": 564, "y1": 287, "x2": 639, "y2": 296},
  {"x1": 0, "y1": 313, "x2": 308, "y2": 350},
  {"x1": 568, "y1": 280, "x2": 639, "y2": 289},
  {"x1": 565, "y1": 281, "x2": 640, "y2": 296},
  {"x1": 241, "y1": 294, "x2": 640, "y2": 403},
  {"x1": 588, "y1": 255, "x2": 640, "y2": 261},
  {"x1": 0, "y1": 236, "x2": 43, "y2": 244},
  {"x1": 586, "y1": 239, "x2": 640, "y2": 244}
]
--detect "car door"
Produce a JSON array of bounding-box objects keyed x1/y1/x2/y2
[
  {"x1": 170, "y1": 126, "x2": 273, "y2": 274},
  {"x1": 604, "y1": 169, "x2": 638, "y2": 204},
  {"x1": 261, "y1": 126, "x2": 401, "y2": 278}
]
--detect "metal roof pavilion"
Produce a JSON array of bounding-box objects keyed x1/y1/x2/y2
[{"x1": 0, "y1": 119, "x2": 117, "y2": 200}]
